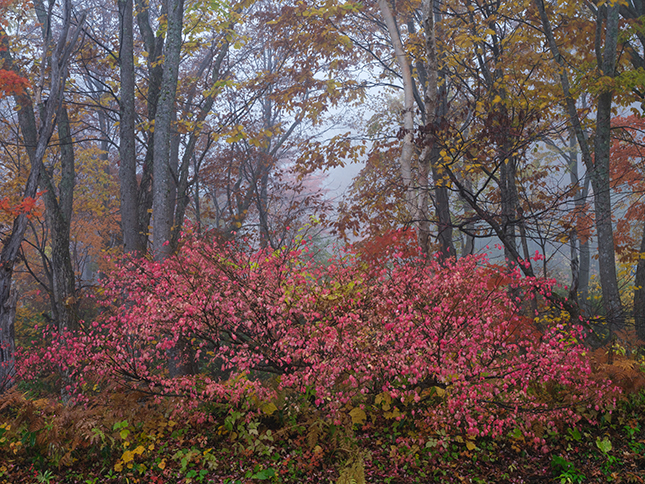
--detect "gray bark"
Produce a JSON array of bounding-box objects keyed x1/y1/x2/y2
[
  {"x1": 150, "y1": 0, "x2": 191, "y2": 377},
  {"x1": 152, "y1": 0, "x2": 184, "y2": 260},
  {"x1": 40, "y1": 106, "x2": 78, "y2": 333},
  {"x1": 535, "y1": 0, "x2": 624, "y2": 330},
  {"x1": 591, "y1": 5, "x2": 623, "y2": 329},
  {"x1": 118, "y1": 0, "x2": 139, "y2": 254},
  {"x1": 0, "y1": 288, "x2": 16, "y2": 392},
  {"x1": 131, "y1": 0, "x2": 166, "y2": 253},
  {"x1": 566, "y1": 132, "x2": 591, "y2": 314},
  {"x1": 422, "y1": 0, "x2": 454, "y2": 259},
  {"x1": 0, "y1": 0, "x2": 85, "y2": 391},
  {"x1": 499, "y1": 150, "x2": 519, "y2": 267},
  {"x1": 634, "y1": 227, "x2": 645, "y2": 340},
  {"x1": 459, "y1": 172, "x2": 476, "y2": 257}
]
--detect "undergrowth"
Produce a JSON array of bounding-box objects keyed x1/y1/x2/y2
[{"x1": 1, "y1": 350, "x2": 644, "y2": 484}]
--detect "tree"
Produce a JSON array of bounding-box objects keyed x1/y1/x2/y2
[
  {"x1": 118, "y1": 0, "x2": 137, "y2": 254},
  {"x1": 608, "y1": 115, "x2": 645, "y2": 339},
  {"x1": 0, "y1": 0, "x2": 85, "y2": 390},
  {"x1": 370, "y1": 0, "x2": 454, "y2": 257},
  {"x1": 342, "y1": 0, "x2": 561, "y2": 271},
  {"x1": 152, "y1": 0, "x2": 185, "y2": 260},
  {"x1": 420, "y1": 0, "x2": 455, "y2": 258},
  {"x1": 533, "y1": 0, "x2": 624, "y2": 330}
]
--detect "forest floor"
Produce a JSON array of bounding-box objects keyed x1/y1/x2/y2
[{"x1": 1, "y1": 386, "x2": 645, "y2": 483}]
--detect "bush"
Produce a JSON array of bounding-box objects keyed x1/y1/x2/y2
[{"x1": 18, "y1": 232, "x2": 615, "y2": 443}]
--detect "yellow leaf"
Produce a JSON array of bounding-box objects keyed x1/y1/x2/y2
[
  {"x1": 384, "y1": 407, "x2": 402, "y2": 419},
  {"x1": 158, "y1": 459, "x2": 166, "y2": 470},
  {"x1": 349, "y1": 407, "x2": 367, "y2": 425},
  {"x1": 122, "y1": 450, "x2": 134, "y2": 463},
  {"x1": 133, "y1": 445, "x2": 145, "y2": 455},
  {"x1": 261, "y1": 402, "x2": 278, "y2": 416},
  {"x1": 466, "y1": 441, "x2": 476, "y2": 451},
  {"x1": 375, "y1": 391, "x2": 392, "y2": 406},
  {"x1": 33, "y1": 399, "x2": 49, "y2": 409},
  {"x1": 114, "y1": 462, "x2": 123, "y2": 472}
]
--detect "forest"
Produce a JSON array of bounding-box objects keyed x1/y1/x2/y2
[{"x1": 1, "y1": 0, "x2": 645, "y2": 482}]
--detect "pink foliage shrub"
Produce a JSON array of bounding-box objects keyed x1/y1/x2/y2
[{"x1": 18, "y1": 232, "x2": 615, "y2": 440}]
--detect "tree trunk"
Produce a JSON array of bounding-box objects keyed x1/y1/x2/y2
[
  {"x1": 567, "y1": 130, "x2": 591, "y2": 314},
  {"x1": 591, "y1": 5, "x2": 623, "y2": 331},
  {"x1": 423, "y1": 0, "x2": 454, "y2": 259},
  {"x1": 150, "y1": 0, "x2": 191, "y2": 377},
  {"x1": 40, "y1": 106, "x2": 78, "y2": 333},
  {"x1": 152, "y1": 0, "x2": 184, "y2": 260},
  {"x1": 0, "y1": 1, "x2": 85, "y2": 391},
  {"x1": 458, "y1": 173, "x2": 476, "y2": 257},
  {"x1": 118, "y1": 0, "x2": 139, "y2": 254},
  {"x1": 377, "y1": 0, "x2": 419, "y2": 241},
  {"x1": 131, "y1": 0, "x2": 166, "y2": 253},
  {"x1": 535, "y1": 0, "x2": 623, "y2": 330},
  {"x1": 633, "y1": 226, "x2": 645, "y2": 341},
  {"x1": 499, "y1": 152, "x2": 519, "y2": 267},
  {"x1": 0, "y1": 286, "x2": 16, "y2": 391}
]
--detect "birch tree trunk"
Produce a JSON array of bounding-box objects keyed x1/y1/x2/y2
[{"x1": 377, "y1": 0, "x2": 419, "y2": 237}]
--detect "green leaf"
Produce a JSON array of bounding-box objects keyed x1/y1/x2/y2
[
  {"x1": 509, "y1": 427, "x2": 523, "y2": 440},
  {"x1": 251, "y1": 468, "x2": 275, "y2": 480},
  {"x1": 113, "y1": 420, "x2": 128, "y2": 430},
  {"x1": 596, "y1": 436, "x2": 612, "y2": 454},
  {"x1": 568, "y1": 428, "x2": 582, "y2": 441}
]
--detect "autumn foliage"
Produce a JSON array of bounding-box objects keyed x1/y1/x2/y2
[
  {"x1": 0, "y1": 194, "x2": 41, "y2": 218},
  {"x1": 19, "y1": 231, "x2": 615, "y2": 444},
  {"x1": 0, "y1": 69, "x2": 29, "y2": 97}
]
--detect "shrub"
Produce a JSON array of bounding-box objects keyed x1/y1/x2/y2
[{"x1": 18, "y1": 232, "x2": 615, "y2": 443}]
